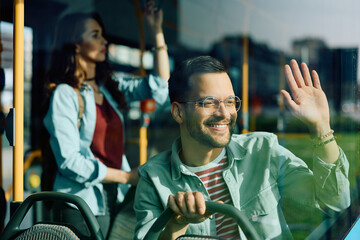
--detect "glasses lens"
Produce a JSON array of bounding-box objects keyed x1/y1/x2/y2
[
  {"x1": 199, "y1": 96, "x2": 241, "y2": 113},
  {"x1": 201, "y1": 97, "x2": 218, "y2": 112},
  {"x1": 224, "y1": 96, "x2": 238, "y2": 112},
  {"x1": 224, "y1": 97, "x2": 234, "y2": 112},
  {"x1": 233, "y1": 96, "x2": 241, "y2": 112}
]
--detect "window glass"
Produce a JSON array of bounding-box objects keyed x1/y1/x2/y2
[{"x1": 1, "y1": 0, "x2": 358, "y2": 238}]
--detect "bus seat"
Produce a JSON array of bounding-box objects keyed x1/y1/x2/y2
[
  {"x1": 0, "y1": 192, "x2": 104, "y2": 240},
  {"x1": 14, "y1": 223, "x2": 79, "y2": 240},
  {"x1": 0, "y1": 187, "x2": 6, "y2": 232}
]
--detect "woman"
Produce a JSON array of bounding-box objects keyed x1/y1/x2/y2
[{"x1": 42, "y1": 1, "x2": 170, "y2": 238}]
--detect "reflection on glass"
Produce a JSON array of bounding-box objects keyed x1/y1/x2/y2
[{"x1": 0, "y1": 0, "x2": 358, "y2": 239}]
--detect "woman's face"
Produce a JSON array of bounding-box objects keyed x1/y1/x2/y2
[{"x1": 76, "y1": 18, "x2": 108, "y2": 64}]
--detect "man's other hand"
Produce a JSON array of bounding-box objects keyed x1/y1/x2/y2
[{"x1": 167, "y1": 191, "x2": 212, "y2": 224}]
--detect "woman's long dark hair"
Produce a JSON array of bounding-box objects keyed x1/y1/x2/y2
[{"x1": 45, "y1": 12, "x2": 127, "y2": 110}]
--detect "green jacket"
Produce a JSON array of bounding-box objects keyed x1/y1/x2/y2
[{"x1": 134, "y1": 132, "x2": 350, "y2": 239}]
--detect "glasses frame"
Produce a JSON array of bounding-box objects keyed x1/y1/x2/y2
[{"x1": 178, "y1": 96, "x2": 242, "y2": 114}]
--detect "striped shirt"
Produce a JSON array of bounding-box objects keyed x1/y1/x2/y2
[{"x1": 185, "y1": 149, "x2": 240, "y2": 239}]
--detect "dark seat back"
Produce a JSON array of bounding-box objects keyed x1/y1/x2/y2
[
  {"x1": 0, "y1": 192, "x2": 104, "y2": 240},
  {"x1": 0, "y1": 187, "x2": 6, "y2": 232},
  {"x1": 14, "y1": 223, "x2": 80, "y2": 240}
]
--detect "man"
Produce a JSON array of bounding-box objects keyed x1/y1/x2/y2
[{"x1": 134, "y1": 56, "x2": 350, "y2": 239}]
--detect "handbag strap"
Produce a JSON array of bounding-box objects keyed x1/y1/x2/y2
[{"x1": 73, "y1": 88, "x2": 84, "y2": 129}]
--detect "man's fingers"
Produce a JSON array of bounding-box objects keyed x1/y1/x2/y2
[
  {"x1": 280, "y1": 90, "x2": 299, "y2": 112},
  {"x1": 184, "y1": 191, "x2": 196, "y2": 214},
  {"x1": 175, "y1": 192, "x2": 188, "y2": 215},
  {"x1": 194, "y1": 191, "x2": 206, "y2": 215},
  {"x1": 312, "y1": 70, "x2": 322, "y2": 89},
  {"x1": 168, "y1": 192, "x2": 213, "y2": 224},
  {"x1": 290, "y1": 59, "x2": 305, "y2": 88},
  {"x1": 167, "y1": 194, "x2": 182, "y2": 215},
  {"x1": 301, "y1": 62, "x2": 313, "y2": 86},
  {"x1": 169, "y1": 191, "x2": 206, "y2": 218},
  {"x1": 280, "y1": 90, "x2": 292, "y2": 103},
  {"x1": 284, "y1": 64, "x2": 298, "y2": 94}
]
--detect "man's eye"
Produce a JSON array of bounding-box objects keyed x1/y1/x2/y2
[
  {"x1": 202, "y1": 100, "x2": 216, "y2": 107},
  {"x1": 225, "y1": 100, "x2": 235, "y2": 105}
]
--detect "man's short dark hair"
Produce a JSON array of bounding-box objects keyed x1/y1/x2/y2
[{"x1": 168, "y1": 56, "x2": 226, "y2": 103}]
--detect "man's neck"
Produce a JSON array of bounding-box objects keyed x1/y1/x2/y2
[{"x1": 179, "y1": 138, "x2": 224, "y2": 167}]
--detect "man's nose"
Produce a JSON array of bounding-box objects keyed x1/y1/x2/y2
[{"x1": 214, "y1": 102, "x2": 231, "y2": 117}]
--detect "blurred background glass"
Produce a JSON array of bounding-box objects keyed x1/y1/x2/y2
[{"x1": 0, "y1": 0, "x2": 359, "y2": 238}]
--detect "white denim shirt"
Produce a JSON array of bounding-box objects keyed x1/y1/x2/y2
[
  {"x1": 134, "y1": 133, "x2": 350, "y2": 239},
  {"x1": 43, "y1": 74, "x2": 168, "y2": 216}
]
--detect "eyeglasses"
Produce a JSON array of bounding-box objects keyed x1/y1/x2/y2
[{"x1": 178, "y1": 96, "x2": 241, "y2": 114}]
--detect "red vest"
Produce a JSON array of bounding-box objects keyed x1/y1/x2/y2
[{"x1": 91, "y1": 98, "x2": 124, "y2": 169}]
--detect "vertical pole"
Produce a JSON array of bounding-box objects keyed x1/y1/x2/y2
[
  {"x1": 139, "y1": 127, "x2": 147, "y2": 165},
  {"x1": 13, "y1": 0, "x2": 24, "y2": 201},
  {"x1": 277, "y1": 53, "x2": 286, "y2": 144},
  {"x1": 133, "y1": 0, "x2": 149, "y2": 165},
  {"x1": 133, "y1": 0, "x2": 146, "y2": 76},
  {"x1": 0, "y1": 16, "x2": 3, "y2": 188},
  {"x1": 241, "y1": 36, "x2": 249, "y2": 133}
]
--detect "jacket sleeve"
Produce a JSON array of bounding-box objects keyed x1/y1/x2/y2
[
  {"x1": 117, "y1": 73, "x2": 169, "y2": 105},
  {"x1": 270, "y1": 134, "x2": 350, "y2": 212},
  {"x1": 43, "y1": 84, "x2": 107, "y2": 187},
  {"x1": 133, "y1": 166, "x2": 166, "y2": 240},
  {"x1": 312, "y1": 148, "x2": 350, "y2": 211}
]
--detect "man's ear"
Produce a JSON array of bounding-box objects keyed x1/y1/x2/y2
[{"x1": 171, "y1": 102, "x2": 184, "y2": 124}]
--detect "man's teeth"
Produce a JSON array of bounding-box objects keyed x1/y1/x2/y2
[{"x1": 211, "y1": 124, "x2": 227, "y2": 128}]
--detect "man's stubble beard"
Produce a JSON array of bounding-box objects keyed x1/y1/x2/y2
[{"x1": 186, "y1": 116, "x2": 236, "y2": 148}]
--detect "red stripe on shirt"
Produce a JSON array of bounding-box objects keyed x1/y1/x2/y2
[{"x1": 193, "y1": 155, "x2": 240, "y2": 239}]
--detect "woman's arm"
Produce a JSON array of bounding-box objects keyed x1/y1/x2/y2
[
  {"x1": 145, "y1": 0, "x2": 170, "y2": 82},
  {"x1": 104, "y1": 167, "x2": 138, "y2": 186},
  {"x1": 46, "y1": 85, "x2": 139, "y2": 187}
]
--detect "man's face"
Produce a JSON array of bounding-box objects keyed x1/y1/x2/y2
[{"x1": 182, "y1": 72, "x2": 238, "y2": 148}]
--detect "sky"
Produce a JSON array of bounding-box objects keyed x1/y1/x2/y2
[{"x1": 179, "y1": 0, "x2": 360, "y2": 53}]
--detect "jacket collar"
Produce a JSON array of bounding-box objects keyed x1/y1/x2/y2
[
  {"x1": 170, "y1": 137, "x2": 183, "y2": 180},
  {"x1": 170, "y1": 134, "x2": 248, "y2": 180},
  {"x1": 226, "y1": 135, "x2": 248, "y2": 168}
]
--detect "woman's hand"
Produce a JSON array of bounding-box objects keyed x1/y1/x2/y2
[
  {"x1": 144, "y1": 0, "x2": 170, "y2": 82},
  {"x1": 104, "y1": 167, "x2": 139, "y2": 186},
  {"x1": 126, "y1": 167, "x2": 139, "y2": 186},
  {"x1": 144, "y1": 0, "x2": 163, "y2": 34}
]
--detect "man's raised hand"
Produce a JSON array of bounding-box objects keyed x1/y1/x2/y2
[{"x1": 280, "y1": 59, "x2": 331, "y2": 134}]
